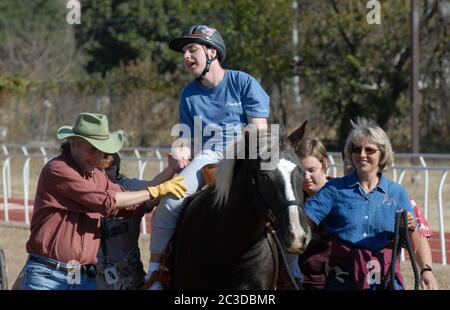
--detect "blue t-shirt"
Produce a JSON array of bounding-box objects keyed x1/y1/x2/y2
[
  {"x1": 304, "y1": 171, "x2": 414, "y2": 252},
  {"x1": 178, "y1": 70, "x2": 269, "y2": 152}
]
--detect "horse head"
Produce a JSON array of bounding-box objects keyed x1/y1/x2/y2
[
  {"x1": 214, "y1": 125, "x2": 311, "y2": 254},
  {"x1": 251, "y1": 131, "x2": 311, "y2": 254}
]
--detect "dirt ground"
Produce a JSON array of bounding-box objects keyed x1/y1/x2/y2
[{"x1": 1, "y1": 222, "x2": 449, "y2": 290}]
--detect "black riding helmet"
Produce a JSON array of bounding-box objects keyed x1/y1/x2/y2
[
  {"x1": 169, "y1": 24, "x2": 226, "y2": 80},
  {"x1": 169, "y1": 24, "x2": 226, "y2": 63}
]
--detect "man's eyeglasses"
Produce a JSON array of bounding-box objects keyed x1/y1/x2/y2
[{"x1": 351, "y1": 145, "x2": 379, "y2": 155}]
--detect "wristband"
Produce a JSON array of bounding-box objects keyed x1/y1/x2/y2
[{"x1": 420, "y1": 264, "x2": 433, "y2": 276}]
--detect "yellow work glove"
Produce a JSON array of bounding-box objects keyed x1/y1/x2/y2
[{"x1": 147, "y1": 176, "x2": 187, "y2": 200}]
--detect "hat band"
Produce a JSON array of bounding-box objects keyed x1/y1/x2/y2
[{"x1": 73, "y1": 129, "x2": 109, "y2": 140}]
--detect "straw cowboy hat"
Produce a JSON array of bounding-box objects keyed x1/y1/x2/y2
[{"x1": 56, "y1": 112, "x2": 123, "y2": 154}]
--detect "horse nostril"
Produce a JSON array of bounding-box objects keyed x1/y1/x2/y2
[{"x1": 300, "y1": 235, "x2": 308, "y2": 250}]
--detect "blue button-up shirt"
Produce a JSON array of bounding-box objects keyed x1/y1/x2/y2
[{"x1": 304, "y1": 172, "x2": 413, "y2": 252}]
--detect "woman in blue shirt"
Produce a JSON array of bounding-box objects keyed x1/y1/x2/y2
[{"x1": 304, "y1": 117, "x2": 435, "y2": 289}]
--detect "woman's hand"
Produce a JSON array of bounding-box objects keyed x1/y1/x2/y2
[
  {"x1": 405, "y1": 211, "x2": 417, "y2": 231},
  {"x1": 420, "y1": 269, "x2": 439, "y2": 290}
]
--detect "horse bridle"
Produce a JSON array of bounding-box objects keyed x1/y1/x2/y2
[{"x1": 251, "y1": 169, "x2": 302, "y2": 290}]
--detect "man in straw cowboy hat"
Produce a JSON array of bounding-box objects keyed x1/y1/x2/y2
[{"x1": 20, "y1": 112, "x2": 186, "y2": 290}]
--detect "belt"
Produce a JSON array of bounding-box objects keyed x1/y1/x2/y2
[{"x1": 29, "y1": 255, "x2": 97, "y2": 278}]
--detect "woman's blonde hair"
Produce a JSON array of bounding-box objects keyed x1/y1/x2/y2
[
  {"x1": 343, "y1": 117, "x2": 393, "y2": 172},
  {"x1": 296, "y1": 137, "x2": 328, "y2": 171}
]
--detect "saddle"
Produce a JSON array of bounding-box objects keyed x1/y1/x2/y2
[
  {"x1": 201, "y1": 163, "x2": 218, "y2": 187},
  {"x1": 141, "y1": 163, "x2": 219, "y2": 290}
]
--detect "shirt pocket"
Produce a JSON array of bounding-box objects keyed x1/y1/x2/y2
[
  {"x1": 374, "y1": 202, "x2": 396, "y2": 233},
  {"x1": 333, "y1": 202, "x2": 359, "y2": 231}
]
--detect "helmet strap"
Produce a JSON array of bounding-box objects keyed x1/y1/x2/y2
[{"x1": 196, "y1": 47, "x2": 218, "y2": 82}]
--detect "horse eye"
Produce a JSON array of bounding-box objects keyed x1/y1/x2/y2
[{"x1": 258, "y1": 173, "x2": 269, "y2": 181}]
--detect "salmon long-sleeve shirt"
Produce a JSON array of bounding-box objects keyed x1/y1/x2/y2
[{"x1": 26, "y1": 153, "x2": 145, "y2": 265}]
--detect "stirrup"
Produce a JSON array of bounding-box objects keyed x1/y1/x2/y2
[
  {"x1": 149, "y1": 280, "x2": 164, "y2": 290},
  {"x1": 141, "y1": 270, "x2": 160, "y2": 290}
]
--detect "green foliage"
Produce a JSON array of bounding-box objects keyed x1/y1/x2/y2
[
  {"x1": 76, "y1": 0, "x2": 188, "y2": 76},
  {"x1": 0, "y1": 75, "x2": 33, "y2": 96},
  {"x1": 0, "y1": 0, "x2": 64, "y2": 36},
  {"x1": 76, "y1": 0, "x2": 297, "y2": 125},
  {"x1": 0, "y1": 0, "x2": 80, "y2": 80},
  {"x1": 210, "y1": 0, "x2": 296, "y2": 125},
  {"x1": 1, "y1": 0, "x2": 449, "y2": 152},
  {"x1": 299, "y1": 0, "x2": 449, "y2": 149}
]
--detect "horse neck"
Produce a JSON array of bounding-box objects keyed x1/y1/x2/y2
[{"x1": 224, "y1": 169, "x2": 268, "y2": 246}]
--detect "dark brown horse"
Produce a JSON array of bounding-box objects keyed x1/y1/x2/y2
[{"x1": 170, "y1": 127, "x2": 311, "y2": 289}]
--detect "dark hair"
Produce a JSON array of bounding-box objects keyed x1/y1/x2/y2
[
  {"x1": 107, "y1": 153, "x2": 124, "y2": 180},
  {"x1": 59, "y1": 140, "x2": 71, "y2": 156}
]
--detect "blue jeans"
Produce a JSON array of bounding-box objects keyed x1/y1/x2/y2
[
  {"x1": 150, "y1": 149, "x2": 222, "y2": 254},
  {"x1": 21, "y1": 254, "x2": 97, "y2": 290},
  {"x1": 286, "y1": 254, "x2": 303, "y2": 284}
]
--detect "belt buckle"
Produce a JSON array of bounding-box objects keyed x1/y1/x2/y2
[{"x1": 66, "y1": 261, "x2": 81, "y2": 273}]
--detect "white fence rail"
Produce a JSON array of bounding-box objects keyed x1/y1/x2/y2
[{"x1": 1, "y1": 144, "x2": 450, "y2": 265}]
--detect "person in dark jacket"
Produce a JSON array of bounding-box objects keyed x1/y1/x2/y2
[{"x1": 296, "y1": 137, "x2": 331, "y2": 290}]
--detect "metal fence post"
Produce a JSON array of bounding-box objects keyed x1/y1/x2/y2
[
  {"x1": 328, "y1": 154, "x2": 337, "y2": 178},
  {"x1": 1, "y1": 145, "x2": 11, "y2": 198},
  {"x1": 437, "y1": 170, "x2": 448, "y2": 265},
  {"x1": 40, "y1": 146, "x2": 48, "y2": 166},
  {"x1": 2, "y1": 157, "x2": 10, "y2": 222},
  {"x1": 21, "y1": 146, "x2": 30, "y2": 224},
  {"x1": 156, "y1": 149, "x2": 163, "y2": 173},
  {"x1": 392, "y1": 161, "x2": 397, "y2": 183},
  {"x1": 419, "y1": 156, "x2": 429, "y2": 219}
]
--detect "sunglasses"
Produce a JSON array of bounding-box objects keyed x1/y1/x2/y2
[{"x1": 351, "y1": 145, "x2": 379, "y2": 155}]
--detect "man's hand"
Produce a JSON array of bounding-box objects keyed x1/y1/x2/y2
[{"x1": 147, "y1": 176, "x2": 187, "y2": 199}]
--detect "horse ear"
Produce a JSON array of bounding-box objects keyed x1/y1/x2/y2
[
  {"x1": 244, "y1": 129, "x2": 250, "y2": 157},
  {"x1": 242, "y1": 127, "x2": 256, "y2": 159},
  {"x1": 288, "y1": 120, "x2": 308, "y2": 148}
]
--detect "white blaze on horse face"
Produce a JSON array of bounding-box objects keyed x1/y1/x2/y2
[{"x1": 277, "y1": 159, "x2": 307, "y2": 253}]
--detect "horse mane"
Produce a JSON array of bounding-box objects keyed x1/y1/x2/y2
[
  {"x1": 213, "y1": 128, "x2": 280, "y2": 207},
  {"x1": 213, "y1": 158, "x2": 236, "y2": 207}
]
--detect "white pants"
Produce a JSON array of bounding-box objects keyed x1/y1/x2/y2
[{"x1": 150, "y1": 149, "x2": 222, "y2": 254}]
